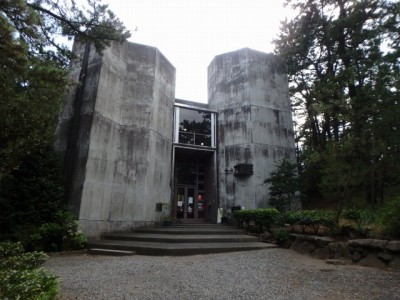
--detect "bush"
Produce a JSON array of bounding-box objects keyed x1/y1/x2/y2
[
  {"x1": 0, "y1": 242, "x2": 59, "y2": 299},
  {"x1": 0, "y1": 147, "x2": 87, "y2": 252},
  {"x1": 0, "y1": 241, "x2": 24, "y2": 257},
  {"x1": 272, "y1": 228, "x2": 289, "y2": 244},
  {"x1": 264, "y1": 159, "x2": 299, "y2": 212},
  {"x1": 13, "y1": 211, "x2": 87, "y2": 252},
  {"x1": 233, "y1": 208, "x2": 279, "y2": 231},
  {"x1": 342, "y1": 208, "x2": 377, "y2": 236},
  {"x1": 379, "y1": 198, "x2": 400, "y2": 239},
  {"x1": 233, "y1": 210, "x2": 252, "y2": 224},
  {"x1": 255, "y1": 209, "x2": 279, "y2": 232},
  {"x1": 234, "y1": 208, "x2": 336, "y2": 235},
  {"x1": 282, "y1": 210, "x2": 336, "y2": 234}
]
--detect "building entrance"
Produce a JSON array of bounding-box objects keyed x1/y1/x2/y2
[
  {"x1": 172, "y1": 149, "x2": 216, "y2": 223},
  {"x1": 175, "y1": 185, "x2": 205, "y2": 222}
]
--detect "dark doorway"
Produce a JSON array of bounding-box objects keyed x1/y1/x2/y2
[{"x1": 173, "y1": 147, "x2": 216, "y2": 223}]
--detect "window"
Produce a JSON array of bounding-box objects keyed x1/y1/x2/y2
[{"x1": 174, "y1": 107, "x2": 216, "y2": 147}]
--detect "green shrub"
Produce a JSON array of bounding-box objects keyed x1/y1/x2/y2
[
  {"x1": 379, "y1": 198, "x2": 400, "y2": 239},
  {"x1": 272, "y1": 228, "x2": 289, "y2": 244},
  {"x1": 234, "y1": 209, "x2": 337, "y2": 235},
  {"x1": 0, "y1": 147, "x2": 87, "y2": 252},
  {"x1": 0, "y1": 242, "x2": 59, "y2": 299},
  {"x1": 342, "y1": 208, "x2": 377, "y2": 236},
  {"x1": 13, "y1": 211, "x2": 87, "y2": 252},
  {"x1": 233, "y1": 210, "x2": 253, "y2": 225},
  {"x1": 342, "y1": 208, "x2": 363, "y2": 224},
  {"x1": 282, "y1": 210, "x2": 336, "y2": 234},
  {"x1": 0, "y1": 241, "x2": 24, "y2": 257},
  {"x1": 0, "y1": 251, "x2": 48, "y2": 271},
  {"x1": 233, "y1": 208, "x2": 279, "y2": 231},
  {"x1": 254, "y1": 209, "x2": 279, "y2": 231}
]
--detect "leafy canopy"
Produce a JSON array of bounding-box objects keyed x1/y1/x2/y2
[
  {"x1": 274, "y1": 0, "x2": 400, "y2": 209},
  {"x1": 0, "y1": 0, "x2": 129, "y2": 249},
  {"x1": 0, "y1": 0, "x2": 130, "y2": 179}
]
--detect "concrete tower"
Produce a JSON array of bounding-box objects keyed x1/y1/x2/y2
[
  {"x1": 55, "y1": 42, "x2": 175, "y2": 237},
  {"x1": 208, "y1": 48, "x2": 296, "y2": 214}
]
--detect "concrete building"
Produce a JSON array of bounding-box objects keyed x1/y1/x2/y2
[{"x1": 55, "y1": 41, "x2": 296, "y2": 238}]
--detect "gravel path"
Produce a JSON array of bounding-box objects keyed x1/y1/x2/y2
[{"x1": 45, "y1": 248, "x2": 400, "y2": 300}]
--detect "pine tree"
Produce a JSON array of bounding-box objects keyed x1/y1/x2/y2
[{"x1": 274, "y1": 0, "x2": 400, "y2": 209}]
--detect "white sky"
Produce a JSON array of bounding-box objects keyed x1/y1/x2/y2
[{"x1": 102, "y1": 0, "x2": 292, "y2": 103}]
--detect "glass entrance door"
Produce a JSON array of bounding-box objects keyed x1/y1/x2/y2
[{"x1": 175, "y1": 186, "x2": 204, "y2": 222}]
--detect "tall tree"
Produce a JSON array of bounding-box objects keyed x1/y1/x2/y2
[
  {"x1": 0, "y1": 0, "x2": 130, "y2": 247},
  {"x1": 0, "y1": 0, "x2": 130, "y2": 180},
  {"x1": 274, "y1": 0, "x2": 400, "y2": 210}
]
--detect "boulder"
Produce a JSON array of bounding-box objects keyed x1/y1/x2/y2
[
  {"x1": 326, "y1": 259, "x2": 346, "y2": 265},
  {"x1": 358, "y1": 253, "x2": 387, "y2": 268},
  {"x1": 352, "y1": 251, "x2": 363, "y2": 262},
  {"x1": 348, "y1": 239, "x2": 388, "y2": 250},
  {"x1": 387, "y1": 241, "x2": 400, "y2": 253},
  {"x1": 312, "y1": 247, "x2": 330, "y2": 259},
  {"x1": 327, "y1": 242, "x2": 349, "y2": 259},
  {"x1": 389, "y1": 257, "x2": 400, "y2": 270},
  {"x1": 377, "y1": 252, "x2": 393, "y2": 262}
]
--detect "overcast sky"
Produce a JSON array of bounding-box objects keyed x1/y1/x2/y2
[{"x1": 101, "y1": 0, "x2": 292, "y2": 103}]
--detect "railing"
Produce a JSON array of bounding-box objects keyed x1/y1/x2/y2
[{"x1": 178, "y1": 131, "x2": 211, "y2": 146}]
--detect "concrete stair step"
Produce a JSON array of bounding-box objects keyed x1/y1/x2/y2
[
  {"x1": 88, "y1": 225, "x2": 274, "y2": 256},
  {"x1": 88, "y1": 248, "x2": 136, "y2": 256},
  {"x1": 87, "y1": 240, "x2": 276, "y2": 256},
  {"x1": 132, "y1": 226, "x2": 244, "y2": 235},
  {"x1": 102, "y1": 233, "x2": 259, "y2": 243}
]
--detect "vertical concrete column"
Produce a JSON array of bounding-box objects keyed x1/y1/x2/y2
[
  {"x1": 55, "y1": 42, "x2": 175, "y2": 237},
  {"x1": 54, "y1": 42, "x2": 103, "y2": 216},
  {"x1": 208, "y1": 48, "x2": 295, "y2": 216}
]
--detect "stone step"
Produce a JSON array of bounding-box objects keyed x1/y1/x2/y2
[
  {"x1": 102, "y1": 232, "x2": 259, "y2": 243},
  {"x1": 88, "y1": 224, "x2": 275, "y2": 256},
  {"x1": 88, "y1": 248, "x2": 136, "y2": 256},
  {"x1": 131, "y1": 226, "x2": 244, "y2": 235},
  {"x1": 87, "y1": 240, "x2": 276, "y2": 256}
]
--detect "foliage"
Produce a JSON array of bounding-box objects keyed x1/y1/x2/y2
[
  {"x1": 264, "y1": 159, "x2": 299, "y2": 211},
  {"x1": 255, "y1": 209, "x2": 280, "y2": 231},
  {"x1": 275, "y1": 0, "x2": 400, "y2": 211},
  {"x1": 272, "y1": 228, "x2": 289, "y2": 244},
  {"x1": 13, "y1": 211, "x2": 87, "y2": 252},
  {"x1": 282, "y1": 210, "x2": 336, "y2": 234},
  {"x1": 234, "y1": 208, "x2": 336, "y2": 235},
  {"x1": 0, "y1": 242, "x2": 59, "y2": 299},
  {"x1": 0, "y1": 148, "x2": 64, "y2": 234},
  {"x1": 0, "y1": 0, "x2": 120, "y2": 251},
  {"x1": 233, "y1": 203, "x2": 400, "y2": 239},
  {"x1": 233, "y1": 208, "x2": 279, "y2": 231},
  {"x1": 0, "y1": 241, "x2": 24, "y2": 257},
  {"x1": 342, "y1": 208, "x2": 375, "y2": 227},
  {"x1": 0, "y1": 147, "x2": 86, "y2": 251},
  {"x1": 378, "y1": 197, "x2": 400, "y2": 238},
  {"x1": 0, "y1": 0, "x2": 130, "y2": 179}
]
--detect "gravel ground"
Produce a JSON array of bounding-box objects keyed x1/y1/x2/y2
[{"x1": 45, "y1": 248, "x2": 400, "y2": 300}]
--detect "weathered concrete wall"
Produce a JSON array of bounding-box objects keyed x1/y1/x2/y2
[
  {"x1": 54, "y1": 42, "x2": 102, "y2": 216},
  {"x1": 55, "y1": 42, "x2": 175, "y2": 237},
  {"x1": 208, "y1": 48, "x2": 296, "y2": 215}
]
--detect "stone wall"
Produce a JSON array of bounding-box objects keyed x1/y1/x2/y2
[{"x1": 285, "y1": 235, "x2": 400, "y2": 270}]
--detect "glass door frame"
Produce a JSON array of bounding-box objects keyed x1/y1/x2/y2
[{"x1": 174, "y1": 185, "x2": 203, "y2": 222}]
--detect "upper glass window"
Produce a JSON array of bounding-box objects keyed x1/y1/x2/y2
[{"x1": 174, "y1": 107, "x2": 216, "y2": 147}]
